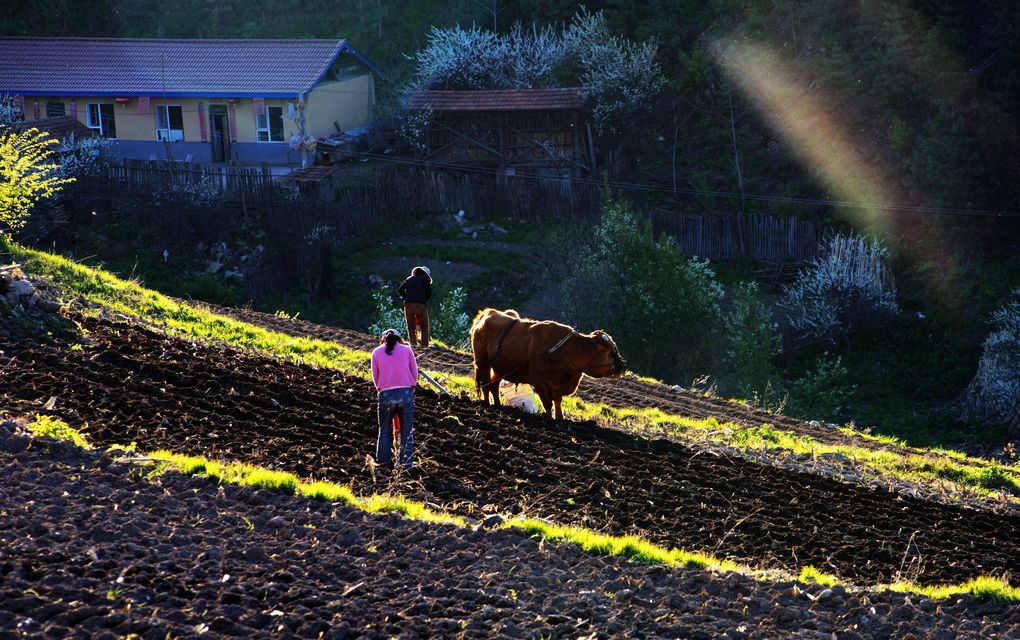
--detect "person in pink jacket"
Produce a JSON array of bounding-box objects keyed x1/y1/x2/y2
[{"x1": 370, "y1": 328, "x2": 418, "y2": 469}]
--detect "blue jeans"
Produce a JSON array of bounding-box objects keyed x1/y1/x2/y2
[{"x1": 376, "y1": 387, "x2": 414, "y2": 468}]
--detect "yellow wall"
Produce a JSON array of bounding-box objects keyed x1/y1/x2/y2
[
  {"x1": 230, "y1": 98, "x2": 302, "y2": 143},
  {"x1": 21, "y1": 76, "x2": 374, "y2": 145},
  {"x1": 305, "y1": 73, "x2": 375, "y2": 136},
  {"x1": 23, "y1": 96, "x2": 209, "y2": 142}
]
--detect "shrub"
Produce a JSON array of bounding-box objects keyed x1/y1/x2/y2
[
  {"x1": 724, "y1": 281, "x2": 781, "y2": 401},
  {"x1": 153, "y1": 175, "x2": 222, "y2": 208},
  {"x1": 28, "y1": 415, "x2": 90, "y2": 449},
  {"x1": 961, "y1": 289, "x2": 1020, "y2": 432},
  {"x1": 56, "y1": 132, "x2": 112, "y2": 179},
  {"x1": 369, "y1": 283, "x2": 471, "y2": 347},
  {"x1": 1, "y1": 127, "x2": 74, "y2": 237},
  {"x1": 563, "y1": 199, "x2": 724, "y2": 383},
  {"x1": 0, "y1": 94, "x2": 24, "y2": 125},
  {"x1": 430, "y1": 286, "x2": 472, "y2": 348},
  {"x1": 369, "y1": 285, "x2": 406, "y2": 337},
  {"x1": 784, "y1": 353, "x2": 855, "y2": 421},
  {"x1": 780, "y1": 232, "x2": 899, "y2": 341}
]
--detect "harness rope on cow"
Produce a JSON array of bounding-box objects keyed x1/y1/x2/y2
[{"x1": 478, "y1": 320, "x2": 581, "y2": 392}]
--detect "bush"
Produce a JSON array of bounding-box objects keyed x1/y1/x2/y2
[
  {"x1": 961, "y1": 289, "x2": 1020, "y2": 432},
  {"x1": 369, "y1": 283, "x2": 472, "y2": 348},
  {"x1": 781, "y1": 232, "x2": 899, "y2": 341},
  {"x1": 369, "y1": 285, "x2": 406, "y2": 337},
  {"x1": 1, "y1": 127, "x2": 74, "y2": 237},
  {"x1": 563, "y1": 199, "x2": 724, "y2": 383},
  {"x1": 784, "y1": 353, "x2": 856, "y2": 421},
  {"x1": 430, "y1": 286, "x2": 472, "y2": 348},
  {"x1": 724, "y1": 281, "x2": 781, "y2": 402}
]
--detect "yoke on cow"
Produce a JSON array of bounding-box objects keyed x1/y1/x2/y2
[{"x1": 469, "y1": 308, "x2": 626, "y2": 420}]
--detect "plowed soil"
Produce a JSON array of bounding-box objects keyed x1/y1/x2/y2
[
  {"x1": 197, "y1": 302, "x2": 924, "y2": 455},
  {"x1": 5, "y1": 439, "x2": 1018, "y2": 639},
  {"x1": 4, "y1": 314, "x2": 1020, "y2": 589}
]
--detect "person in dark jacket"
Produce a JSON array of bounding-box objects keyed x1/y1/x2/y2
[{"x1": 397, "y1": 266, "x2": 432, "y2": 349}]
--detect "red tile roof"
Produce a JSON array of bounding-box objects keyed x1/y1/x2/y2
[
  {"x1": 409, "y1": 88, "x2": 585, "y2": 112},
  {"x1": 0, "y1": 37, "x2": 378, "y2": 98},
  {"x1": 12, "y1": 115, "x2": 97, "y2": 143}
]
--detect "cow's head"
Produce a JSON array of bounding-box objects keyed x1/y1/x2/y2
[{"x1": 583, "y1": 330, "x2": 627, "y2": 378}]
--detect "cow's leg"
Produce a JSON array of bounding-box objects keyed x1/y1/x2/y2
[
  {"x1": 535, "y1": 387, "x2": 554, "y2": 417},
  {"x1": 474, "y1": 360, "x2": 491, "y2": 404},
  {"x1": 553, "y1": 398, "x2": 564, "y2": 421},
  {"x1": 487, "y1": 372, "x2": 501, "y2": 407}
]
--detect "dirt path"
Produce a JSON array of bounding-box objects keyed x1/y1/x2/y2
[
  {"x1": 4, "y1": 437, "x2": 1018, "y2": 639},
  {"x1": 4, "y1": 314, "x2": 1020, "y2": 588}
]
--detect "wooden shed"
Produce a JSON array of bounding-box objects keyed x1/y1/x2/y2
[{"x1": 408, "y1": 88, "x2": 594, "y2": 179}]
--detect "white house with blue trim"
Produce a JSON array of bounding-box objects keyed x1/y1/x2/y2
[{"x1": 0, "y1": 37, "x2": 378, "y2": 165}]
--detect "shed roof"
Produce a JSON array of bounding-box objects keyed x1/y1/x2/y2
[
  {"x1": 11, "y1": 115, "x2": 97, "y2": 143},
  {"x1": 409, "y1": 88, "x2": 585, "y2": 112},
  {"x1": 0, "y1": 37, "x2": 378, "y2": 99}
]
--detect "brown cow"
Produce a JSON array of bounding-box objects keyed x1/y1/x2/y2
[{"x1": 470, "y1": 308, "x2": 626, "y2": 420}]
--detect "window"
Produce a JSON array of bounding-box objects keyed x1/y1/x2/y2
[
  {"x1": 256, "y1": 106, "x2": 284, "y2": 142},
  {"x1": 155, "y1": 105, "x2": 185, "y2": 141},
  {"x1": 46, "y1": 102, "x2": 65, "y2": 117},
  {"x1": 86, "y1": 103, "x2": 116, "y2": 138}
]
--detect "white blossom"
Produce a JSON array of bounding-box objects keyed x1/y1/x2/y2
[
  {"x1": 0, "y1": 94, "x2": 24, "y2": 126},
  {"x1": 407, "y1": 9, "x2": 663, "y2": 131},
  {"x1": 781, "y1": 232, "x2": 899, "y2": 339}
]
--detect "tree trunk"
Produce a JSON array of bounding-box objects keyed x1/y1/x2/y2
[{"x1": 316, "y1": 243, "x2": 336, "y2": 299}]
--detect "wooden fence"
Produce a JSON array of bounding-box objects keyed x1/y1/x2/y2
[
  {"x1": 97, "y1": 159, "x2": 277, "y2": 203},
  {"x1": 90, "y1": 159, "x2": 819, "y2": 262},
  {"x1": 652, "y1": 210, "x2": 818, "y2": 263},
  {"x1": 82, "y1": 159, "x2": 825, "y2": 304}
]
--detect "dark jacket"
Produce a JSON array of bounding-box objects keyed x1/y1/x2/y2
[{"x1": 397, "y1": 273, "x2": 432, "y2": 304}]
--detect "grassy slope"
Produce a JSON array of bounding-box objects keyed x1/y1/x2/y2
[
  {"x1": 6, "y1": 241, "x2": 1019, "y2": 600},
  {"x1": 4, "y1": 237, "x2": 1019, "y2": 508},
  {"x1": 23, "y1": 414, "x2": 1020, "y2": 604}
]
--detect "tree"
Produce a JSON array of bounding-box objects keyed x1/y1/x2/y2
[
  {"x1": 724, "y1": 281, "x2": 781, "y2": 401},
  {"x1": 0, "y1": 127, "x2": 74, "y2": 238},
  {"x1": 408, "y1": 9, "x2": 664, "y2": 132},
  {"x1": 563, "y1": 198, "x2": 725, "y2": 384}
]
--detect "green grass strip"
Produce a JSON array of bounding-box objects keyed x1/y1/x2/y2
[
  {"x1": 146, "y1": 449, "x2": 464, "y2": 527},
  {"x1": 148, "y1": 447, "x2": 1020, "y2": 604},
  {"x1": 799, "y1": 565, "x2": 840, "y2": 587},
  {"x1": 6, "y1": 238, "x2": 1019, "y2": 507},
  {"x1": 8, "y1": 415, "x2": 1012, "y2": 606},
  {"x1": 885, "y1": 575, "x2": 1020, "y2": 604},
  {"x1": 507, "y1": 518, "x2": 744, "y2": 573},
  {"x1": 561, "y1": 398, "x2": 1020, "y2": 503}
]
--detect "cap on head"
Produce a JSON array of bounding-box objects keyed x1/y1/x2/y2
[
  {"x1": 381, "y1": 328, "x2": 402, "y2": 339},
  {"x1": 413, "y1": 265, "x2": 432, "y2": 281}
]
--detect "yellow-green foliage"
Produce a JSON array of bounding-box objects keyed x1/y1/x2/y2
[
  {"x1": 6, "y1": 238, "x2": 1018, "y2": 508},
  {"x1": 28, "y1": 415, "x2": 90, "y2": 449},
  {"x1": 146, "y1": 450, "x2": 463, "y2": 527},
  {"x1": 137, "y1": 446, "x2": 1019, "y2": 605},
  {"x1": 0, "y1": 128, "x2": 74, "y2": 235},
  {"x1": 886, "y1": 575, "x2": 1020, "y2": 604},
  {"x1": 300, "y1": 481, "x2": 356, "y2": 506},
  {"x1": 508, "y1": 518, "x2": 743, "y2": 573},
  {"x1": 799, "y1": 566, "x2": 839, "y2": 587}
]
